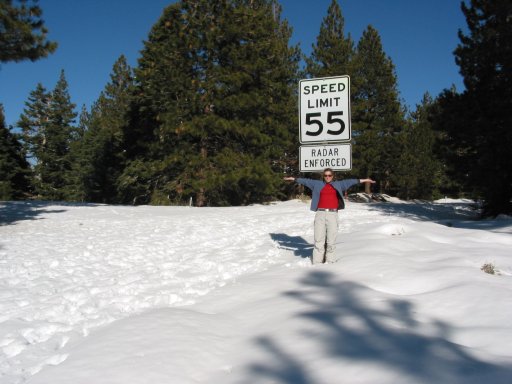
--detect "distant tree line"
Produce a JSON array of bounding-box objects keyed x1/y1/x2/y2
[{"x1": 1, "y1": 0, "x2": 510, "y2": 216}]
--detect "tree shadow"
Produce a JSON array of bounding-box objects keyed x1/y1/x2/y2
[
  {"x1": 0, "y1": 201, "x2": 67, "y2": 226},
  {"x1": 369, "y1": 201, "x2": 478, "y2": 222},
  {"x1": 247, "y1": 336, "x2": 314, "y2": 384},
  {"x1": 247, "y1": 270, "x2": 512, "y2": 383},
  {"x1": 370, "y1": 202, "x2": 511, "y2": 232},
  {"x1": 270, "y1": 233, "x2": 312, "y2": 259}
]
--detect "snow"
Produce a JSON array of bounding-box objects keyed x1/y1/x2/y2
[{"x1": 1, "y1": 199, "x2": 511, "y2": 383}]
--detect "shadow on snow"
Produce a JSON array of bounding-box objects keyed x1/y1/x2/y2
[
  {"x1": 1, "y1": 201, "x2": 116, "y2": 226},
  {"x1": 368, "y1": 201, "x2": 478, "y2": 222},
  {"x1": 246, "y1": 270, "x2": 512, "y2": 384},
  {"x1": 270, "y1": 233, "x2": 312, "y2": 259},
  {"x1": 368, "y1": 201, "x2": 511, "y2": 233},
  {"x1": 1, "y1": 201, "x2": 67, "y2": 226}
]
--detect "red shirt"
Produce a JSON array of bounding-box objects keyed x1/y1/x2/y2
[{"x1": 317, "y1": 183, "x2": 338, "y2": 209}]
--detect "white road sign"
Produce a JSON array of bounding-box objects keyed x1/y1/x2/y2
[
  {"x1": 300, "y1": 143, "x2": 352, "y2": 172},
  {"x1": 299, "y1": 76, "x2": 351, "y2": 143}
]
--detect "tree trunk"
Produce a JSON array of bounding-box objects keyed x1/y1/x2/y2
[
  {"x1": 196, "y1": 145, "x2": 207, "y2": 207},
  {"x1": 364, "y1": 178, "x2": 371, "y2": 194}
]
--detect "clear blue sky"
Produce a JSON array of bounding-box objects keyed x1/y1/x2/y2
[{"x1": 0, "y1": 0, "x2": 467, "y2": 128}]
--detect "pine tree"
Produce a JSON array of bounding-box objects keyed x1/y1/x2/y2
[
  {"x1": 0, "y1": 104, "x2": 31, "y2": 199},
  {"x1": 18, "y1": 70, "x2": 77, "y2": 200},
  {"x1": 63, "y1": 104, "x2": 89, "y2": 201},
  {"x1": 0, "y1": 0, "x2": 57, "y2": 63},
  {"x1": 121, "y1": 0, "x2": 299, "y2": 206},
  {"x1": 45, "y1": 70, "x2": 77, "y2": 199},
  {"x1": 430, "y1": 86, "x2": 469, "y2": 198},
  {"x1": 302, "y1": 0, "x2": 357, "y2": 186},
  {"x1": 436, "y1": 0, "x2": 512, "y2": 215},
  {"x1": 73, "y1": 55, "x2": 134, "y2": 203},
  {"x1": 18, "y1": 82, "x2": 50, "y2": 162},
  {"x1": 351, "y1": 25, "x2": 405, "y2": 194},
  {"x1": 305, "y1": 0, "x2": 354, "y2": 78},
  {"x1": 393, "y1": 94, "x2": 442, "y2": 200}
]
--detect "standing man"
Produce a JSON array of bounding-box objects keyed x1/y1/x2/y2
[{"x1": 284, "y1": 169, "x2": 375, "y2": 264}]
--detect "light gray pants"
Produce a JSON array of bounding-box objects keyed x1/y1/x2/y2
[{"x1": 312, "y1": 210, "x2": 339, "y2": 264}]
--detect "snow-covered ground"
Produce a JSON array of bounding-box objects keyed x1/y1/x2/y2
[{"x1": 1, "y1": 199, "x2": 511, "y2": 383}]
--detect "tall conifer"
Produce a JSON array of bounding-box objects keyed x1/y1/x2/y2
[
  {"x1": 65, "y1": 105, "x2": 90, "y2": 201},
  {"x1": 72, "y1": 55, "x2": 134, "y2": 203},
  {"x1": 18, "y1": 82, "x2": 50, "y2": 163},
  {"x1": 0, "y1": 104, "x2": 31, "y2": 199},
  {"x1": 394, "y1": 94, "x2": 442, "y2": 200},
  {"x1": 121, "y1": 0, "x2": 299, "y2": 206},
  {"x1": 305, "y1": 0, "x2": 354, "y2": 78},
  {"x1": 18, "y1": 71, "x2": 77, "y2": 200},
  {"x1": 435, "y1": 0, "x2": 512, "y2": 215},
  {"x1": 351, "y1": 25, "x2": 404, "y2": 193}
]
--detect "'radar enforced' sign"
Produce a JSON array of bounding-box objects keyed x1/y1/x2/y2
[
  {"x1": 300, "y1": 143, "x2": 352, "y2": 172},
  {"x1": 299, "y1": 76, "x2": 351, "y2": 144}
]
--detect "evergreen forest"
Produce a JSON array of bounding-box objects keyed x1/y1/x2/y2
[{"x1": 1, "y1": 0, "x2": 511, "y2": 216}]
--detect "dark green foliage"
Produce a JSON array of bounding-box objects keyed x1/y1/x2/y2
[
  {"x1": 393, "y1": 94, "x2": 442, "y2": 200},
  {"x1": 304, "y1": 2, "x2": 407, "y2": 195},
  {"x1": 8, "y1": 1, "x2": 459, "y2": 205},
  {"x1": 0, "y1": 104, "x2": 31, "y2": 199},
  {"x1": 121, "y1": 0, "x2": 299, "y2": 206},
  {"x1": 430, "y1": 87, "x2": 470, "y2": 198},
  {"x1": 434, "y1": 0, "x2": 512, "y2": 215},
  {"x1": 17, "y1": 82, "x2": 49, "y2": 162},
  {"x1": 351, "y1": 25, "x2": 405, "y2": 193},
  {"x1": 0, "y1": 0, "x2": 57, "y2": 63},
  {"x1": 71, "y1": 55, "x2": 134, "y2": 203},
  {"x1": 303, "y1": 0, "x2": 357, "y2": 184},
  {"x1": 18, "y1": 70, "x2": 77, "y2": 200},
  {"x1": 305, "y1": 0, "x2": 354, "y2": 78},
  {"x1": 64, "y1": 104, "x2": 89, "y2": 201}
]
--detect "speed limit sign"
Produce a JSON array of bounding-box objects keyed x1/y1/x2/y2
[{"x1": 299, "y1": 76, "x2": 351, "y2": 143}]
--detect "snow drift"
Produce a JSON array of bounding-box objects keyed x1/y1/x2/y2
[{"x1": 1, "y1": 199, "x2": 511, "y2": 383}]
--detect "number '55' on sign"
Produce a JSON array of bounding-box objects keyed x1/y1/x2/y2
[{"x1": 305, "y1": 111, "x2": 345, "y2": 136}]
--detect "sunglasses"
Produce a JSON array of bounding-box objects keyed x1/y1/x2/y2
[{"x1": 323, "y1": 174, "x2": 333, "y2": 178}]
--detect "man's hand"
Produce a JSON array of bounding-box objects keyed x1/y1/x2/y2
[
  {"x1": 283, "y1": 177, "x2": 295, "y2": 181},
  {"x1": 360, "y1": 178, "x2": 376, "y2": 184}
]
